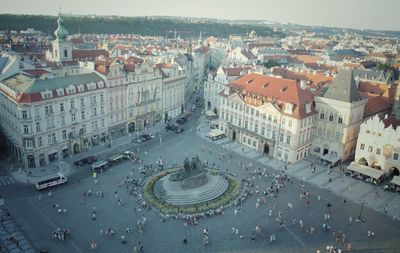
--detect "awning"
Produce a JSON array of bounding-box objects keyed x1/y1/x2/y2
[
  {"x1": 108, "y1": 154, "x2": 123, "y2": 161},
  {"x1": 320, "y1": 153, "x2": 341, "y2": 164},
  {"x1": 48, "y1": 149, "x2": 58, "y2": 154},
  {"x1": 92, "y1": 160, "x2": 108, "y2": 169},
  {"x1": 391, "y1": 176, "x2": 400, "y2": 186},
  {"x1": 208, "y1": 129, "x2": 225, "y2": 138},
  {"x1": 205, "y1": 110, "x2": 216, "y2": 117},
  {"x1": 347, "y1": 162, "x2": 386, "y2": 180},
  {"x1": 62, "y1": 145, "x2": 69, "y2": 150}
]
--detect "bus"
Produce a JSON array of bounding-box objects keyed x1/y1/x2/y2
[{"x1": 35, "y1": 173, "x2": 67, "y2": 190}]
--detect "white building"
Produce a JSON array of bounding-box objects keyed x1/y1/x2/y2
[
  {"x1": 219, "y1": 73, "x2": 316, "y2": 163},
  {"x1": 228, "y1": 47, "x2": 257, "y2": 65},
  {"x1": 312, "y1": 70, "x2": 368, "y2": 163},
  {"x1": 95, "y1": 60, "x2": 127, "y2": 139},
  {"x1": 354, "y1": 115, "x2": 400, "y2": 175},
  {"x1": 126, "y1": 61, "x2": 163, "y2": 132},
  {"x1": 0, "y1": 70, "x2": 107, "y2": 168},
  {"x1": 157, "y1": 63, "x2": 186, "y2": 121}
]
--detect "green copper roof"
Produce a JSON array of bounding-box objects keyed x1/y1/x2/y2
[{"x1": 54, "y1": 12, "x2": 69, "y2": 40}]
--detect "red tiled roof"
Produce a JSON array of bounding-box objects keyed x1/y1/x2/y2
[
  {"x1": 72, "y1": 49, "x2": 109, "y2": 60},
  {"x1": 21, "y1": 69, "x2": 51, "y2": 77},
  {"x1": 361, "y1": 95, "x2": 391, "y2": 118},
  {"x1": 383, "y1": 117, "x2": 400, "y2": 129},
  {"x1": 228, "y1": 73, "x2": 316, "y2": 119}
]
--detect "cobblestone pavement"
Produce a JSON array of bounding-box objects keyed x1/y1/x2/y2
[{"x1": 0, "y1": 111, "x2": 399, "y2": 253}]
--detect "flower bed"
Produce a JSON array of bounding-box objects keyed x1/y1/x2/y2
[{"x1": 142, "y1": 168, "x2": 241, "y2": 215}]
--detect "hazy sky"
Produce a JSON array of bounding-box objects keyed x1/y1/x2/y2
[{"x1": 2, "y1": 0, "x2": 400, "y2": 31}]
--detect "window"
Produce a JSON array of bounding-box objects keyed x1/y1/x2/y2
[
  {"x1": 81, "y1": 98, "x2": 85, "y2": 107},
  {"x1": 320, "y1": 113, "x2": 324, "y2": 119},
  {"x1": 81, "y1": 111, "x2": 85, "y2": 120},
  {"x1": 282, "y1": 118, "x2": 286, "y2": 125},
  {"x1": 286, "y1": 135, "x2": 291, "y2": 144},
  {"x1": 256, "y1": 111, "x2": 259, "y2": 117},
  {"x1": 254, "y1": 124, "x2": 258, "y2": 133},
  {"x1": 52, "y1": 133, "x2": 56, "y2": 143},
  {"x1": 279, "y1": 133, "x2": 284, "y2": 142},
  {"x1": 61, "y1": 115, "x2": 65, "y2": 126},
  {"x1": 376, "y1": 148, "x2": 381, "y2": 155},
  {"x1": 71, "y1": 114, "x2": 76, "y2": 122},
  {"x1": 64, "y1": 49, "x2": 68, "y2": 57},
  {"x1": 338, "y1": 117, "x2": 343, "y2": 124},
  {"x1": 62, "y1": 130, "x2": 67, "y2": 140},
  {"x1": 329, "y1": 114, "x2": 333, "y2": 121},
  {"x1": 101, "y1": 119, "x2": 105, "y2": 128},
  {"x1": 368, "y1": 146, "x2": 373, "y2": 152},
  {"x1": 100, "y1": 94, "x2": 104, "y2": 102},
  {"x1": 238, "y1": 119, "x2": 242, "y2": 127},
  {"x1": 26, "y1": 139, "x2": 32, "y2": 148},
  {"x1": 60, "y1": 103, "x2": 64, "y2": 112},
  {"x1": 261, "y1": 127, "x2": 265, "y2": 136},
  {"x1": 45, "y1": 105, "x2": 53, "y2": 115},
  {"x1": 244, "y1": 121, "x2": 248, "y2": 129},
  {"x1": 23, "y1": 125, "x2": 29, "y2": 134},
  {"x1": 360, "y1": 144, "x2": 365, "y2": 150},
  {"x1": 394, "y1": 153, "x2": 399, "y2": 161},
  {"x1": 37, "y1": 137, "x2": 42, "y2": 147},
  {"x1": 36, "y1": 122, "x2": 41, "y2": 132},
  {"x1": 268, "y1": 115, "x2": 272, "y2": 121},
  {"x1": 48, "y1": 134, "x2": 52, "y2": 144},
  {"x1": 70, "y1": 100, "x2": 75, "y2": 109},
  {"x1": 22, "y1": 110, "x2": 27, "y2": 119},
  {"x1": 273, "y1": 116, "x2": 277, "y2": 123},
  {"x1": 253, "y1": 140, "x2": 256, "y2": 147},
  {"x1": 101, "y1": 106, "x2": 104, "y2": 115},
  {"x1": 288, "y1": 120, "x2": 292, "y2": 127}
]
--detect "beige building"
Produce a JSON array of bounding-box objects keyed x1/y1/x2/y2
[
  {"x1": 219, "y1": 73, "x2": 316, "y2": 163},
  {"x1": 126, "y1": 61, "x2": 163, "y2": 132},
  {"x1": 355, "y1": 115, "x2": 400, "y2": 175},
  {"x1": 312, "y1": 70, "x2": 368, "y2": 164}
]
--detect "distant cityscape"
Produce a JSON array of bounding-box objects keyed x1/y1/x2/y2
[{"x1": 0, "y1": 10, "x2": 399, "y2": 253}]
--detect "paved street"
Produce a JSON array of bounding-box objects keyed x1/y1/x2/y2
[{"x1": 1, "y1": 111, "x2": 400, "y2": 253}]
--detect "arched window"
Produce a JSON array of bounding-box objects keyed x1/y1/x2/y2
[
  {"x1": 338, "y1": 116, "x2": 343, "y2": 124},
  {"x1": 329, "y1": 114, "x2": 334, "y2": 121},
  {"x1": 320, "y1": 112, "x2": 325, "y2": 119}
]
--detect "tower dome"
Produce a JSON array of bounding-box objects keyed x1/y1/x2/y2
[{"x1": 54, "y1": 12, "x2": 69, "y2": 40}]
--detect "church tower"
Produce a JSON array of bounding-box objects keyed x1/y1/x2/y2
[{"x1": 52, "y1": 12, "x2": 72, "y2": 63}]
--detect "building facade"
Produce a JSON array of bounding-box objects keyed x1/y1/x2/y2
[
  {"x1": 0, "y1": 71, "x2": 108, "y2": 168},
  {"x1": 312, "y1": 70, "x2": 368, "y2": 162},
  {"x1": 158, "y1": 63, "x2": 186, "y2": 121},
  {"x1": 126, "y1": 62, "x2": 163, "y2": 133},
  {"x1": 219, "y1": 73, "x2": 316, "y2": 163},
  {"x1": 355, "y1": 115, "x2": 400, "y2": 175}
]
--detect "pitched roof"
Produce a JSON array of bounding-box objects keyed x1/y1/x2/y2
[
  {"x1": 228, "y1": 73, "x2": 316, "y2": 119},
  {"x1": 72, "y1": 49, "x2": 109, "y2": 61},
  {"x1": 322, "y1": 70, "x2": 362, "y2": 103}
]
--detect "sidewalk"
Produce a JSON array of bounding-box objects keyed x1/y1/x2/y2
[
  {"x1": 196, "y1": 113, "x2": 400, "y2": 219},
  {"x1": 9, "y1": 121, "x2": 167, "y2": 185}
]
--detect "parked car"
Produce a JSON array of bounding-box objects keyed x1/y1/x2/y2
[
  {"x1": 176, "y1": 118, "x2": 186, "y2": 125},
  {"x1": 185, "y1": 111, "x2": 192, "y2": 118},
  {"x1": 123, "y1": 151, "x2": 134, "y2": 160},
  {"x1": 195, "y1": 96, "x2": 200, "y2": 102},
  {"x1": 82, "y1": 156, "x2": 97, "y2": 165},
  {"x1": 132, "y1": 134, "x2": 153, "y2": 143},
  {"x1": 73, "y1": 160, "x2": 85, "y2": 167},
  {"x1": 191, "y1": 105, "x2": 196, "y2": 112},
  {"x1": 176, "y1": 127, "x2": 184, "y2": 133}
]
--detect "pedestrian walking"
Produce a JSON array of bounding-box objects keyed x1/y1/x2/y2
[{"x1": 349, "y1": 216, "x2": 352, "y2": 224}]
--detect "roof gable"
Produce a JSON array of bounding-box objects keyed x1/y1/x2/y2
[{"x1": 323, "y1": 70, "x2": 362, "y2": 103}]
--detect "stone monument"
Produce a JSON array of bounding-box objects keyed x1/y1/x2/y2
[{"x1": 170, "y1": 155, "x2": 208, "y2": 189}]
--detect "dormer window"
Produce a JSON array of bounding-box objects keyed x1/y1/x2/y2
[
  {"x1": 305, "y1": 103, "x2": 311, "y2": 114},
  {"x1": 56, "y1": 88, "x2": 64, "y2": 96},
  {"x1": 41, "y1": 90, "x2": 53, "y2": 100},
  {"x1": 284, "y1": 103, "x2": 294, "y2": 115},
  {"x1": 77, "y1": 85, "x2": 85, "y2": 92}
]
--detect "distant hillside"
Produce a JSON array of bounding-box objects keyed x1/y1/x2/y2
[{"x1": 0, "y1": 14, "x2": 284, "y2": 38}]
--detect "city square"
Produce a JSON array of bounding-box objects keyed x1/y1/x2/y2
[{"x1": 1, "y1": 112, "x2": 400, "y2": 252}]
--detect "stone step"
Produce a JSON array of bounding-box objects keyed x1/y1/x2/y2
[
  {"x1": 165, "y1": 177, "x2": 229, "y2": 205},
  {"x1": 165, "y1": 177, "x2": 227, "y2": 201}
]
